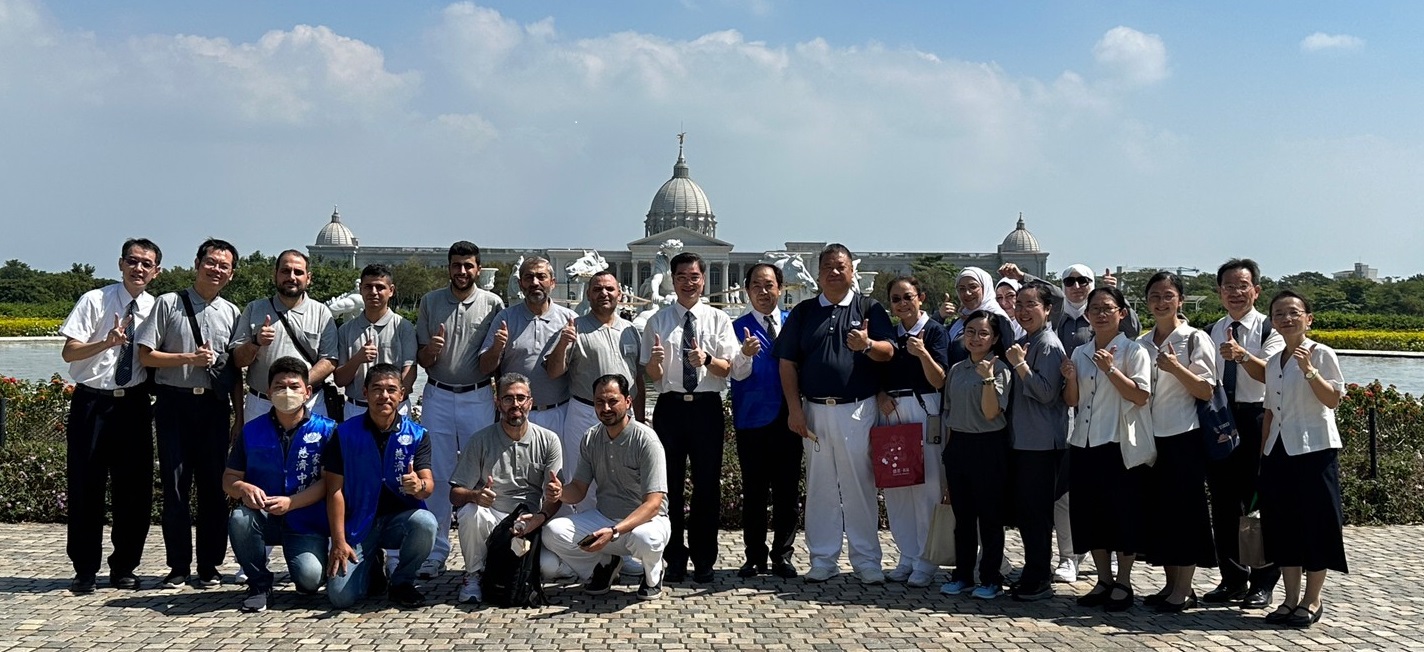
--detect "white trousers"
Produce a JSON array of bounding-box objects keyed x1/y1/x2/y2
[
  {"x1": 243, "y1": 392, "x2": 323, "y2": 423},
  {"x1": 880, "y1": 393, "x2": 944, "y2": 575},
  {"x1": 803, "y1": 398, "x2": 882, "y2": 574},
  {"x1": 558, "y1": 400, "x2": 599, "y2": 515},
  {"x1": 540, "y1": 510, "x2": 668, "y2": 585},
  {"x1": 455, "y1": 503, "x2": 506, "y2": 574},
  {"x1": 528, "y1": 402, "x2": 567, "y2": 439},
  {"x1": 1055, "y1": 493, "x2": 1075, "y2": 559},
  {"x1": 422, "y1": 382, "x2": 496, "y2": 563}
]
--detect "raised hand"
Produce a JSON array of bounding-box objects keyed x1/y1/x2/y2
[
  {"x1": 544, "y1": 470, "x2": 562, "y2": 503},
  {"x1": 939, "y1": 293, "x2": 957, "y2": 319},
  {"x1": 905, "y1": 332, "x2": 927, "y2": 359},
  {"x1": 1101, "y1": 268, "x2": 1118, "y2": 288},
  {"x1": 741, "y1": 327, "x2": 761, "y2": 357},
  {"x1": 256, "y1": 314, "x2": 276, "y2": 347},
  {"x1": 997, "y1": 263, "x2": 1023, "y2": 281},
  {"x1": 492, "y1": 320, "x2": 509, "y2": 351},
  {"x1": 1292, "y1": 342, "x2": 1317, "y2": 371},
  {"x1": 1157, "y1": 341, "x2": 1182, "y2": 371},
  {"x1": 649, "y1": 333, "x2": 665, "y2": 366},
  {"x1": 1005, "y1": 342, "x2": 1027, "y2": 368},
  {"x1": 558, "y1": 321, "x2": 577, "y2": 347},
  {"x1": 1092, "y1": 345, "x2": 1117, "y2": 372},
  {"x1": 429, "y1": 323, "x2": 447, "y2": 356},
  {"x1": 1219, "y1": 326, "x2": 1243, "y2": 363},
  {"x1": 105, "y1": 312, "x2": 133, "y2": 347},
  {"x1": 976, "y1": 354, "x2": 998, "y2": 379},
  {"x1": 685, "y1": 337, "x2": 707, "y2": 368},
  {"x1": 359, "y1": 327, "x2": 378, "y2": 363},
  {"x1": 845, "y1": 324, "x2": 871, "y2": 352},
  {"x1": 399, "y1": 462, "x2": 421, "y2": 496}
]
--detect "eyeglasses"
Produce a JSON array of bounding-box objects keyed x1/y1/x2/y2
[
  {"x1": 1089, "y1": 306, "x2": 1121, "y2": 316},
  {"x1": 1271, "y1": 310, "x2": 1307, "y2": 321},
  {"x1": 889, "y1": 294, "x2": 919, "y2": 304},
  {"x1": 1014, "y1": 301, "x2": 1043, "y2": 310},
  {"x1": 1063, "y1": 277, "x2": 1091, "y2": 287},
  {"x1": 1221, "y1": 283, "x2": 1254, "y2": 294},
  {"x1": 124, "y1": 257, "x2": 157, "y2": 270},
  {"x1": 499, "y1": 395, "x2": 532, "y2": 405},
  {"x1": 673, "y1": 274, "x2": 703, "y2": 283},
  {"x1": 200, "y1": 258, "x2": 233, "y2": 273}
]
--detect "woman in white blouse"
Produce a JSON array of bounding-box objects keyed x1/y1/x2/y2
[
  {"x1": 1136, "y1": 272, "x2": 1218, "y2": 612},
  {"x1": 1259, "y1": 290, "x2": 1347, "y2": 628},
  {"x1": 1061, "y1": 286, "x2": 1151, "y2": 612}
]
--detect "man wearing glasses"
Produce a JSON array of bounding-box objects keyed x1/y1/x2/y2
[
  {"x1": 60, "y1": 238, "x2": 162, "y2": 594},
  {"x1": 136, "y1": 239, "x2": 246, "y2": 590},
  {"x1": 448, "y1": 373, "x2": 563, "y2": 604}
]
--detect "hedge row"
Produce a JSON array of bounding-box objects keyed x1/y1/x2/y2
[
  {"x1": 1189, "y1": 311, "x2": 1424, "y2": 332},
  {"x1": 1310, "y1": 330, "x2": 1424, "y2": 353},
  {"x1": 0, "y1": 318, "x2": 62, "y2": 337}
]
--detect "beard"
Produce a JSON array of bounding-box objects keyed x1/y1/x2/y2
[{"x1": 277, "y1": 283, "x2": 305, "y2": 299}]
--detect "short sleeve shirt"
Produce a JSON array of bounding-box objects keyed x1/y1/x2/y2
[
  {"x1": 1138, "y1": 324, "x2": 1217, "y2": 437},
  {"x1": 478, "y1": 301, "x2": 578, "y2": 405},
  {"x1": 59, "y1": 283, "x2": 155, "y2": 389},
  {"x1": 448, "y1": 422, "x2": 563, "y2": 514},
  {"x1": 337, "y1": 310, "x2": 418, "y2": 399},
  {"x1": 1263, "y1": 338, "x2": 1346, "y2": 456},
  {"x1": 574, "y1": 419, "x2": 667, "y2": 521},
  {"x1": 1068, "y1": 333, "x2": 1152, "y2": 448},
  {"x1": 230, "y1": 295, "x2": 338, "y2": 393},
  {"x1": 943, "y1": 358, "x2": 1012, "y2": 433},
  {"x1": 548, "y1": 314, "x2": 642, "y2": 401},
  {"x1": 136, "y1": 288, "x2": 240, "y2": 389},
  {"x1": 880, "y1": 312, "x2": 949, "y2": 395},
  {"x1": 772, "y1": 292, "x2": 894, "y2": 400},
  {"x1": 416, "y1": 287, "x2": 504, "y2": 386}
]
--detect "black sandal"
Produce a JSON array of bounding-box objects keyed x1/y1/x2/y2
[
  {"x1": 1077, "y1": 581, "x2": 1112, "y2": 607},
  {"x1": 1104, "y1": 582, "x2": 1134, "y2": 612}
]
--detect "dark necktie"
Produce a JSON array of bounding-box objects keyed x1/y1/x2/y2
[
  {"x1": 114, "y1": 300, "x2": 137, "y2": 386},
  {"x1": 764, "y1": 314, "x2": 778, "y2": 340},
  {"x1": 682, "y1": 309, "x2": 698, "y2": 392},
  {"x1": 1223, "y1": 321, "x2": 1242, "y2": 400}
]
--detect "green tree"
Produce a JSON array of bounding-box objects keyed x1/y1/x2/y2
[{"x1": 907, "y1": 255, "x2": 961, "y2": 306}]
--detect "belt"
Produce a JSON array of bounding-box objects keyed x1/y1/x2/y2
[
  {"x1": 430, "y1": 378, "x2": 492, "y2": 394},
  {"x1": 885, "y1": 389, "x2": 930, "y2": 398},
  {"x1": 532, "y1": 398, "x2": 570, "y2": 411},
  {"x1": 158, "y1": 384, "x2": 209, "y2": 395},
  {"x1": 346, "y1": 397, "x2": 369, "y2": 407},
  {"x1": 573, "y1": 395, "x2": 594, "y2": 406},
  {"x1": 805, "y1": 396, "x2": 870, "y2": 406},
  {"x1": 660, "y1": 391, "x2": 718, "y2": 403},
  {"x1": 249, "y1": 388, "x2": 269, "y2": 401},
  {"x1": 1233, "y1": 401, "x2": 1264, "y2": 408},
  {"x1": 77, "y1": 384, "x2": 142, "y2": 398}
]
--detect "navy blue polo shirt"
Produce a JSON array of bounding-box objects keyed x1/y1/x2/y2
[
  {"x1": 772, "y1": 292, "x2": 894, "y2": 401},
  {"x1": 880, "y1": 316, "x2": 949, "y2": 395}
]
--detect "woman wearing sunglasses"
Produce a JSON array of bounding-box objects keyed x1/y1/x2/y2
[
  {"x1": 1061, "y1": 286, "x2": 1151, "y2": 612},
  {"x1": 875, "y1": 276, "x2": 949, "y2": 588},
  {"x1": 1136, "y1": 272, "x2": 1218, "y2": 612}
]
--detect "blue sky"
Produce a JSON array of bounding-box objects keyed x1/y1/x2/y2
[{"x1": 2, "y1": 0, "x2": 1420, "y2": 280}]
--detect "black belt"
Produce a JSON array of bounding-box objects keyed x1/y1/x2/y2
[
  {"x1": 805, "y1": 396, "x2": 871, "y2": 406},
  {"x1": 532, "y1": 398, "x2": 570, "y2": 411},
  {"x1": 573, "y1": 396, "x2": 594, "y2": 406},
  {"x1": 659, "y1": 391, "x2": 719, "y2": 403},
  {"x1": 76, "y1": 383, "x2": 144, "y2": 398},
  {"x1": 885, "y1": 389, "x2": 930, "y2": 398},
  {"x1": 430, "y1": 378, "x2": 492, "y2": 394},
  {"x1": 157, "y1": 384, "x2": 212, "y2": 396}
]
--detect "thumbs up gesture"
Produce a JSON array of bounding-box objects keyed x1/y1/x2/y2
[
  {"x1": 544, "y1": 470, "x2": 563, "y2": 504},
  {"x1": 1220, "y1": 326, "x2": 1244, "y2": 363},
  {"x1": 938, "y1": 293, "x2": 957, "y2": 320},
  {"x1": 558, "y1": 320, "x2": 577, "y2": 347},
  {"x1": 740, "y1": 326, "x2": 761, "y2": 357},
  {"x1": 685, "y1": 337, "x2": 707, "y2": 367},
  {"x1": 400, "y1": 461, "x2": 421, "y2": 496},
  {"x1": 1101, "y1": 268, "x2": 1118, "y2": 288},
  {"x1": 1092, "y1": 345, "x2": 1116, "y2": 372},
  {"x1": 1292, "y1": 342, "x2": 1318, "y2": 372},
  {"x1": 845, "y1": 323, "x2": 871, "y2": 353},
  {"x1": 1005, "y1": 342, "x2": 1028, "y2": 368},
  {"x1": 1157, "y1": 341, "x2": 1182, "y2": 371},
  {"x1": 976, "y1": 354, "x2": 998, "y2": 379},
  {"x1": 477, "y1": 474, "x2": 497, "y2": 507},
  {"x1": 492, "y1": 320, "x2": 509, "y2": 351},
  {"x1": 256, "y1": 314, "x2": 276, "y2": 347},
  {"x1": 359, "y1": 327, "x2": 378, "y2": 363},
  {"x1": 649, "y1": 333, "x2": 665, "y2": 366},
  {"x1": 428, "y1": 323, "x2": 447, "y2": 357},
  {"x1": 905, "y1": 332, "x2": 927, "y2": 359}
]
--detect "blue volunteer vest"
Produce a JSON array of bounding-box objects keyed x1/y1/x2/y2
[
  {"x1": 243, "y1": 413, "x2": 336, "y2": 536},
  {"x1": 730, "y1": 310, "x2": 788, "y2": 430},
  {"x1": 337, "y1": 415, "x2": 427, "y2": 544}
]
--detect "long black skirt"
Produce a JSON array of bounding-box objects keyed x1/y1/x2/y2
[
  {"x1": 1259, "y1": 445, "x2": 1348, "y2": 573},
  {"x1": 1142, "y1": 430, "x2": 1217, "y2": 567},
  {"x1": 1068, "y1": 442, "x2": 1146, "y2": 555}
]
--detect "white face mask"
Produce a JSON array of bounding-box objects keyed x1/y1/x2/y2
[{"x1": 270, "y1": 387, "x2": 306, "y2": 414}]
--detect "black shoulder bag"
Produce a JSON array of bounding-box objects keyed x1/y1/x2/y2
[
  {"x1": 271, "y1": 299, "x2": 344, "y2": 420},
  {"x1": 177, "y1": 291, "x2": 240, "y2": 393}
]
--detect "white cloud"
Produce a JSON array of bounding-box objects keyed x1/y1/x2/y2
[
  {"x1": 1301, "y1": 32, "x2": 1364, "y2": 52},
  {"x1": 1093, "y1": 26, "x2": 1168, "y2": 86}
]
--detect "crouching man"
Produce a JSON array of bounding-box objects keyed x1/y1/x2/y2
[
  {"x1": 450, "y1": 372, "x2": 563, "y2": 604},
  {"x1": 324, "y1": 363, "x2": 438, "y2": 608},
  {"x1": 541, "y1": 374, "x2": 670, "y2": 600},
  {"x1": 224, "y1": 356, "x2": 336, "y2": 612}
]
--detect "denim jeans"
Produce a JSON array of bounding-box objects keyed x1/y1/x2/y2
[
  {"x1": 326, "y1": 508, "x2": 437, "y2": 608},
  {"x1": 227, "y1": 506, "x2": 328, "y2": 593}
]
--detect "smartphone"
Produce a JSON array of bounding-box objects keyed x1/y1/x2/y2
[{"x1": 578, "y1": 533, "x2": 598, "y2": 548}]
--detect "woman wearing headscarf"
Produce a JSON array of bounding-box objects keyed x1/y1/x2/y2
[
  {"x1": 945, "y1": 267, "x2": 1018, "y2": 367},
  {"x1": 995, "y1": 278, "x2": 1026, "y2": 339}
]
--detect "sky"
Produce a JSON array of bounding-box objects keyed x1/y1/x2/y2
[{"x1": 2, "y1": 0, "x2": 1421, "y2": 280}]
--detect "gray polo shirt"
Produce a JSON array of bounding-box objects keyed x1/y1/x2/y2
[
  {"x1": 337, "y1": 310, "x2": 418, "y2": 400},
  {"x1": 1007, "y1": 327, "x2": 1069, "y2": 451},
  {"x1": 416, "y1": 286, "x2": 504, "y2": 386},
  {"x1": 545, "y1": 314, "x2": 642, "y2": 401},
  {"x1": 943, "y1": 358, "x2": 1012, "y2": 434},
  {"x1": 230, "y1": 295, "x2": 338, "y2": 393},
  {"x1": 478, "y1": 301, "x2": 578, "y2": 406},
  {"x1": 574, "y1": 419, "x2": 667, "y2": 521},
  {"x1": 449, "y1": 421, "x2": 563, "y2": 514},
  {"x1": 134, "y1": 288, "x2": 240, "y2": 389}
]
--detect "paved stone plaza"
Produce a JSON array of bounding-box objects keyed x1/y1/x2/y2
[{"x1": 2, "y1": 523, "x2": 1421, "y2": 650}]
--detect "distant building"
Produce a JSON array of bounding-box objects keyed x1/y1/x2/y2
[
  {"x1": 1333, "y1": 262, "x2": 1380, "y2": 282},
  {"x1": 309, "y1": 137, "x2": 1051, "y2": 302}
]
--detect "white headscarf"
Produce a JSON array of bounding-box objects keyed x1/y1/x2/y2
[
  {"x1": 957, "y1": 267, "x2": 1003, "y2": 317},
  {"x1": 1060, "y1": 264, "x2": 1095, "y2": 320},
  {"x1": 995, "y1": 278, "x2": 1021, "y2": 293}
]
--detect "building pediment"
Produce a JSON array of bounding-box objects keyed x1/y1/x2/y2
[{"x1": 627, "y1": 226, "x2": 733, "y2": 251}]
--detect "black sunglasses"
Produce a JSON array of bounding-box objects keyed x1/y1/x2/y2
[{"x1": 1063, "y1": 277, "x2": 1091, "y2": 287}]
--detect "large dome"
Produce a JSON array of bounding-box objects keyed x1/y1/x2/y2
[
  {"x1": 645, "y1": 138, "x2": 717, "y2": 237},
  {"x1": 316, "y1": 206, "x2": 356, "y2": 247},
  {"x1": 999, "y1": 214, "x2": 1040, "y2": 253}
]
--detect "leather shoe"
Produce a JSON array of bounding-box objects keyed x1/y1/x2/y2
[
  {"x1": 693, "y1": 569, "x2": 715, "y2": 584},
  {"x1": 70, "y1": 574, "x2": 97, "y2": 594},
  {"x1": 1287, "y1": 603, "x2": 1323, "y2": 628},
  {"x1": 738, "y1": 561, "x2": 767, "y2": 578},
  {"x1": 1104, "y1": 583, "x2": 1134, "y2": 612},
  {"x1": 1201, "y1": 581, "x2": 1248, "y2": 604},
  {"x1": 1264, "y1": 605, "x2": 1295, "y2": 625},
  {"x1": 109, "y1": 574, "x2": 142, "y2": 590},
  {"x1": 1155, "y1": 591, "x2": 1197, "y2": 613},
  {"x1": 1241, "y1": 587, "x2": 1273, "y2": 610},
  {"x1": 771, "y1": 561, "x2": 799, "y2": 579},
  {"x1": 1076, "y1": 581, "x2": 1112, "y2": 607},
  {"x1": 665, "y1": 566, "x2": 687, "y2": 583}
]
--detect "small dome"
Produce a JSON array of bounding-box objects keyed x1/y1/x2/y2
[
  {"x1": 1000, "y1": 214, "x2": 1039, "y2": 253},
  {"x1": 316, "y1": 206, "x2": 356, "y2": 247},
  {"x1": 645, "y1": 135, "x2": 717, "y2": 237}
]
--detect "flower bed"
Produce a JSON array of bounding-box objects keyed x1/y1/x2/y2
[{"x1": 0, "y1": 317, "x2": 63, "y2": 337}]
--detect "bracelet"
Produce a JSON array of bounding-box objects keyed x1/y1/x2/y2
[
  {"x1": 981, "y1": 377, "x2": 996, "y2": 385},
  {"x1": 1014, "y1": 361, "x2": 1029, "y2": 371}
]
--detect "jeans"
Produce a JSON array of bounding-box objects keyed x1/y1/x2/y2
[
  {"x1": 326, "y1": 509, "x2": 437, "y2": 608},
  {"x1": 228, "y1": 506, "x2": 327, "y2": 593}
]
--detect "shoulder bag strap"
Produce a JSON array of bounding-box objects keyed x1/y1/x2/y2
[
  {"x1": 177, "y1": 291, "x2": 205, "y2": 350},
  {"x1": 270, "y1": 298, "x2": 320, "y2": 366}
]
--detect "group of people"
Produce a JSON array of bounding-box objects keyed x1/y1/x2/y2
[{"x1": 61, "y1": 237, "x2": 1346, "y2": 628}]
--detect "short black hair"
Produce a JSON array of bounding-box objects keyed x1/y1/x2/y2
[
  {"x1": 1087, "y1": 286, "x2": 1128, "y2": 311},
  {"x1": 365, "y1": 362, "x2": 403, "y2": 388},
  {"x1": 818, "y1": 243, "x2": 853, "y2": 268},
  {"x1": 267, "y1": 356, "x2": 309, "y2": 387},
  {"x1": 1145, "y1": 271, "x2": 1185, "y2": 297},
  {"x1": 587, "y1": 270, "x2": 618, "y2": 289},
  {"x1": 448, "y1": 241, "x2": 481, "y2": 264},
  {"x1": 743, "y1": 262, "x2": 783, "y2": 288},
  {"x1": 670, "y1": 251, "x2": 706, "y2": 276},
  {"x1": 195, "y1": 239, "x2": 238, "y2": 269},
  {"x1": 1217, "y1": 258, "x2": 1262, "y2": 287},
  {"x1": 887, "y1": 275, "x2": 925, "y2": 297},
  {"x1": 1018, "y1": 280, "x2": 1058, "y2": 311},
  {"x1": 360, "y1": 263, "x2": 394, "y2": 283},
  {"x1": 122, "y1": 238, "x2": 163, "y2": 266},
  {"x1": 1268, "y1": 289, "x2": 1313, "y2": 315},
  {"x1": 275, "y1": 249, "x2": 309, "y2": 269},
  {"x1": 592, "y1": 373, "x2": 631, "y2": 398}
]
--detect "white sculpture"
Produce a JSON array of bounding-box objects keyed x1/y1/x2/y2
[
  {"x1": 850, "y1": 258, "x2": 878, "y2": 296},
  {"x1": 565, "y1": 251, "x2": 610, "y2": 314},
  {"x1": 478, "y1": 267, "x2": 498, "y2": 291},
  {"x1": 325, "y1": 278, "x2": 363, "y2": 321},
  {"x1": 639, "y1": 239, "x2": 684, "y2": 306},
  {"x1": 766, "y1": 251, "x2": 819, "y2": 304},
  {"x1": 507, "y1": 255, "x2": 525, "y2": 301}
]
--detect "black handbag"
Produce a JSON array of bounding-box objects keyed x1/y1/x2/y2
[
  {"x1": 271, "y1": 299, "x2": 344, "y2": 421},
  {"x1": 1188, "y1": 329, "x2": 1239, "y2": 460},
  {"x1": 177, "y1": 290, "x2": 240, "y2": 393}
]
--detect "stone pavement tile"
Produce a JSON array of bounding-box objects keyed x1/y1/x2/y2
[{"x1": 3, "y1": 524, "x2": 1424, "y2": 649}]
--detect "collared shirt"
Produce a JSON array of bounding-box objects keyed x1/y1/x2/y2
[
  {"x1": 772, "y1": 292, "x2": 895, "y2": 401},
  {"x1": 1263, "y1": 338, "x2": 1346, "y2": 456},
  {"x1": 730, "y1": 308, "x2": 784, "y2": 381},
  {"x1": 1067, "y1": 333, "x2": 1152, "y2": 448},
  {"x1": 880, "y1": 312, "x2": 949, "y2": 395},
  {"x1": 337, "y1": 310, "x2": 418, "y2": 400},
  {"x1": 1008, "y1": 326, "x2": 1068, "y2": 451},
  {"x1": 1138, "y1": 324, "x2": 1217, "y2": 437},
  {"x1": 479, "y1": 301, "x2": 578, "y2": 405},
  {"x1": 640, "y1": 301, "x2": 738, "y2": 393},
  {"x1": 573, "y1": 419, "x2": 668, "y2": 521},
  {"x1": 59, "y1": 283, "x2": 155, "y2": 389},
  {"x1": 1210, "y1": 309, "x2": 1284, "y2": 405},
  {"x1": 545, "y1": 314, "x2": 642, "y2": 401},
  {"x1": 943, "y1": 358, "x2": 1011, "y2": 434},
  {"x1": 135, "y1": 288, "x2": 240, "y2": 389},
  {"x1": 231, "y1": 295, "x2": 338, "y2": 393},
  {"x1": 417, "y1": 286, "x2": 504, "y2": 386},
  {"x1": 448, "y1": 421, "x2": 563, "y2": 514}
]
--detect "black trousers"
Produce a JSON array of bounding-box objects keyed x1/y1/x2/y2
[
  {"x1": 66, "y1": 385, "x2": 153, "y2": 579},
  {"x1": 735, "y1": 405, "x2": 803, "y2": 566},
  {"x1": 1012, "y1": 448, "x2": 1062, "y2": 587},
  {"x1": 653, "y1": 391, "x2": 725, "y2": 573},
  {"x1": 945, "y1": 429, "x2": 1009, "y2": 586},
  {"x1": 154, "y1": 387, "x2": 232, "y2": 575},
  {"x1": 1206, "y1": 402, "x2": 1280, "y2": 590}
]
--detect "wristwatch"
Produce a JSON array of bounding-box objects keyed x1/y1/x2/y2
[
  {"x1": 1303, "y1": 369, "x2": 1318, "y2": 380},
  {"x1": 609, "y1": 527, "x2": 622, "y2": 542}
]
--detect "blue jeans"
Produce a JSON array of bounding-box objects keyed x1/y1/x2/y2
[
  {"x1": 227, "y1": 506, "x2": 328, "y2": 593},
  {"x1": 326, "y1": 509, "x2": 436, "y2": 608}
]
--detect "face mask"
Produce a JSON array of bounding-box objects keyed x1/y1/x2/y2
[{"x1": 271, "y1": 387, "x2": 306, "y2": 414}]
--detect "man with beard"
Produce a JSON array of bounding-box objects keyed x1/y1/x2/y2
[
  {"x1": 544, "y1": 270, "x2": 644, "y2": 514},
  {"x1": 540, "y1": 374, "x2": 669, "y2": 600},
  {"x1": 136, "y1": 238, "x2": 245, "y2": 589},
  {"x1": 478, "y1": 257, "x2": 578, "y2": 436},
  {"x1": 415, "y1": 241, "x2": 505, "y2": 579},
  {"x1": 334, "y1": 264, "x2": 417, "y2": 420},
  {"x1": 448, "y1": 373, "x2": 563, "y2": 604},
  {"x1": 60, "y1": 238, "x2": 162, "y2": 594},
  {"x1": 231, "y1": 250, "x2": 339, "y2": 422}
]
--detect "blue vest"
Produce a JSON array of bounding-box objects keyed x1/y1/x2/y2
[
  {"x1": 337, "y1": 415, "x2": 427, "y2": 544},
  {"x1": 730, "y1": 310, "x2": 788, "y2": 430},
  {"x1": 243, "y1": 413, "x2": 336, "y2": 536}
]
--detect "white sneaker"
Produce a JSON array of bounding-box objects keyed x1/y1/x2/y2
[
  {"x1": 857, "y1": 568, "x2": 886, "y2": 585},
  {"x1": 418, "y1": 558, "x2": 444, "y2": 580},
  {"x1": 1053, "y1": 557, "x2": 1078, "y2": 584},
  {"x1": 804, "y1": 566, "x2": 839, "y2": 583},
  {"x1": 907, "y1": 570, "x2": 935, "y2": 588},
  {"x1": 887, "y1": 566, "x2": 913, "y2": 583},
  {"x1": 621, "y1": 557, "x2": 645, "y2": 578},
  {"x1": 458, "y1": 572, "x2": 483, "y2": 604}
]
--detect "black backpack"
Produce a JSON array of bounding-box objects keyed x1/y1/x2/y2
[{"x1": 480, "y1": 504, "x2": 548, "y2": 607}]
